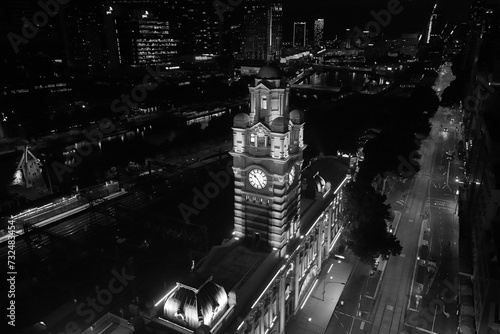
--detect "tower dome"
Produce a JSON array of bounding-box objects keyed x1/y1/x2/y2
[
  {"x1": 233, "y1": 113, "x2": 251, "y2": 128},
  {"x1": 256, "y1": 65, "x2": 282, "y2": 79},
  {"x1": 270, "y1": 116, "x2": 288, "y2": 133},
  {"x1": 164, "y1": 278, "x2": 228, "y2": 330},
  {"x1": 289, "y1": 109, "x2": 304, "y2": 124}
]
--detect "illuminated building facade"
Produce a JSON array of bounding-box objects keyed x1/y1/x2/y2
[
  {"x1": 293, "y1": 22, "x2": 306, "y2": 48},
  {"x1": 241, "y1": 0, "x2": 268, "y2": 60},
  {"x1": 231, "y1": 65, "x2": 302, "y2": 250},
  {"x1": 314, "y1": 19, "x2": 324, "y2": 47},
  {"x1": 267, "y1": 2, "x2": 283, "y2": 60},
  {"x1": 163, "y1": 277, "x2": 228, "y2": 329},
  {"x1": 105, "y1": 5, "x2": 178, "y2": 68},
  {"x1": 177, "y1": 0, "x2": 221, "y2": 57},
  {"x1": 241, "y1": 0, "x2": 283, "y2": 60},
  {"x1": 136, "y1": 16, "x2": 177, "y2": 65},
  {"x1": 156, "y1": 66, "x2": 350, "y2": 334}
]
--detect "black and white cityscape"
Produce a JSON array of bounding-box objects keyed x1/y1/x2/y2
[{"x1": 0, "y1": 0, "x2": 499, "y2": 334}]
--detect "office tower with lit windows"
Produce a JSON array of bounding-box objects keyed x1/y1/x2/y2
[
  {"x1": 293, "y1": 22, "x2": 306, "y2": 48},
  {"x1": 241, "y1": 0, "x2": 267, "y2": 60},
  {"x1": 59, "y1": 1, "x2": 107, "y2": 71},
  {"x1": 314, "y1": 19, "x2": 324, "y2": 47},
  {"x1": 241, "y1": 0, "x2": 283, "y2": 61},
  {"x1": 176, "y1": 0, "x2": 221, "y2": 57},
  {"x1": 105, "y1": 4, "x2": 178, "y2": 68},
  {"x1": 266, "y1": 1, "x2": 283, "y2": 60}
]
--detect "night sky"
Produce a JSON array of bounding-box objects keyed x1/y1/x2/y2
[{"x1": 283, "y1": 0, "x2": 471, "y2": 41}]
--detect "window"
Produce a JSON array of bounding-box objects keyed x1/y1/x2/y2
[
  {"x1": 257, "y1": 135, "x2": 266, "y2": 147},
  {"x1": 261, "y1": 95, "x2": 267, "y2": 109},
  {"x1": 271, "y1": 98, "x2": 279, "y2": 110}
]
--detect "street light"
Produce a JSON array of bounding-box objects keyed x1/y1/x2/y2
[{"x1": 322, "y1": 276, "x2": 346, "y2": 301}]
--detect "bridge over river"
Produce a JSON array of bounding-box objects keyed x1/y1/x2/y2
[{"x1": 290, "y1": 65, "x2": 393, "y2": 93}]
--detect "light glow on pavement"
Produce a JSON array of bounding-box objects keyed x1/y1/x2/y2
[{"x1": 301, "y1": 279, "x2": 319, "y2": 309}]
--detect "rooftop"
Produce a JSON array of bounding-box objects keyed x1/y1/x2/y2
[
  {"x1": 256, "y1": 65, "x2": 282, "y2": 79},
  {"x1": 194, "y1": 240, "x2": 270, "y2": 293}
]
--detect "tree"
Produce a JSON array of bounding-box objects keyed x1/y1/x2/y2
[
  {"x1": 340, "y1": 181, "x2": 402, "y2": 263},
  {"x1": 358, "y1": 126, "x2": 421, "y2": 185},
  {"x1": 440, "y1": 75, "x2": 467, "y2": 107},
  {"x1": 408, "y1": 86, "x2": 439, "y2": 120}
]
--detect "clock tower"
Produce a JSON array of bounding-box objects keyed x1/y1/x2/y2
[{"x1": 230, "y1": 65, "x2": 305, "y2": 252}]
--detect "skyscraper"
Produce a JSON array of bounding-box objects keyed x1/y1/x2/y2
[
  {"x1": 105, "y1": 4, "x2": 178, "y2": 68},
  {"x1": 241, "y1": 0, "x2": 283, "y2": 61},
  {"x1": 314, "y1": 19, "x2": 324, "y2": 47},
  {"x1": 59, "y1": 0, "x2": 106, "y2": 71},
  {"x1": 293, "y1": 22, "x2": 306, "y2": 48},
  {"x1": 177, "y1": 0, "x2": 221, "y2": 57},
  {"x1": 267, "y1": 1, "x2": 283, "y2": 60}
]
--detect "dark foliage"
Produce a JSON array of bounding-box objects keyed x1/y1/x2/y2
[
  {"x1": 358, "y1": 127, "x2": 421, "y2": 184},
  {"x1": 440, "y1": 74, "x2": 467, "y2": 107},
  {"x1": 340, "y1": 181, "x2": 402, "y2": 263}
]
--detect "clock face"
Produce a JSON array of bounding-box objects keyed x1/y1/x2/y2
[
  {"x1": 288, "y1": 166, "x2": 295, "y2": 185},
  {"x1": 248, "y1": 168, "x2": 267, "y2": 189}
]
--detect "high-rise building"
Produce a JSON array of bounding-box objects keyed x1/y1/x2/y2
[
  {"x1": 105, "y1": 4, "x2": 178, "y2": 68},
  {"x1": 241, "y1": 0, "x2": 268, "y2": 60},
  {"x1": 241, "y1": 0, "x2": 283, "y2": 61},
  {"x1": 176, "y1": 0, "x2": 221, "y2": 57},
  {"x1": 314, "y1": 19, "x2": 324, "y2": 47},
  {"x1": 293, "y1": 22, "x2": 306, "y2": 48},
  {"x1": 267, "y1": 1, "x2": 283, "y2": 60},
  {"x1": 59, "y1": 0, "x2": 107, "y2": 71}
]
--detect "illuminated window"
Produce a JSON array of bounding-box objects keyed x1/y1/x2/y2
[{"x1": 261, "y1": 95, "x2": 267, "y2": 109}]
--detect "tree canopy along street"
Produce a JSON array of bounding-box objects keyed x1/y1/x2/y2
[{"x1": 340, "y1": 181, "x2": 402, "y2": 263}]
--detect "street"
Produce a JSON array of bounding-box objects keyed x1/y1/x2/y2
[{"x1": 403, "y1": 107, "x2": 462, "y2": 334}]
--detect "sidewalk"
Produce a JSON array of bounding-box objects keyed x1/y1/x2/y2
[{"x1": 285, "y1": 252, "x2": 357, "y2": 334}]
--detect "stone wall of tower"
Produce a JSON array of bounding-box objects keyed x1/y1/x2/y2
[
  {"x1": 249, "y1": 84, "x2": 288, "y2": 125},
  {"x1": 230, "y1": 75, "x2": 304, "y2": 250}
]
